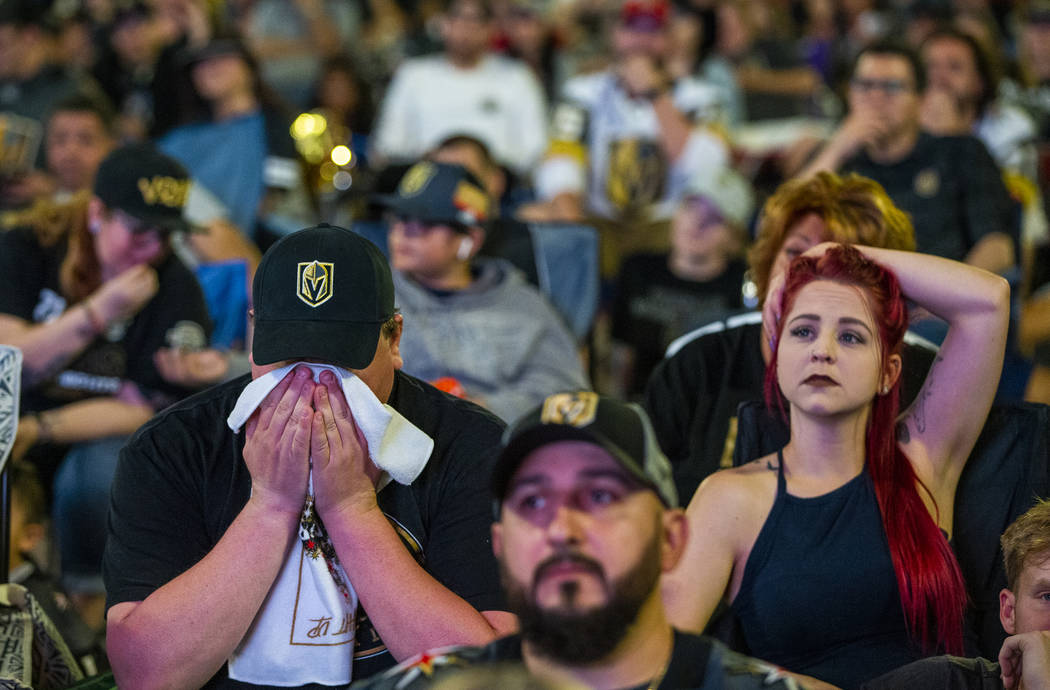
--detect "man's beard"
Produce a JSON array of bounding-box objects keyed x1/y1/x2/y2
[{"x1": 501, "y1": 536, "x2": 662, "y2": 665}]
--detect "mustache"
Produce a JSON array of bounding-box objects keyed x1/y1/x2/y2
[{"x1": 531, "y1": 552, "x2": 605, "y2": 590}]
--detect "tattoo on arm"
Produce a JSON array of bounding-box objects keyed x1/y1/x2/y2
[
  {"x1": 912, "y1": 354, "x2": 942, "y2": 435},
  {"x1": 765, "y1": 459, "x2": 779, "y2": 471},
  {"x1": 896, "y1": 421, "x2": 910, "y2": 444}
]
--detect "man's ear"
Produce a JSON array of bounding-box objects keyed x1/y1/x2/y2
[
  {"x1": 1000, "y1": 587, "x2": 1017, "y2": 635},
  {"x1": 661, "y1": 508, "x2": 689, "y2": 573},
  {"x1": 387, "y1": 314, "x2": 404, "y2": 370},
  {"x1": 491, "y1": 521, "x2": 503, "y2": 558}
]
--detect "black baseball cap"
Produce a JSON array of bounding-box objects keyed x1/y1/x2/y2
[
  {"x1": 251, "y1": 223, "x2": 396, "y2": 371},
  {"x1": 492, "y1": 391, "x2": 679, "y2": 511},
  {"x1": 181, "y1": 36, "x2": 252, "y2": 67},
  {"x1": 93, "y1": 143, "x2": 191, "y2": 234},
  {"x1": 374, "y1": 161, "x2": 490, "y2": 228}
]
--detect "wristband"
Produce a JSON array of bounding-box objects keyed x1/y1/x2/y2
[{"x1": 82, "y1": 300, "x2": 106, "y2": 335}]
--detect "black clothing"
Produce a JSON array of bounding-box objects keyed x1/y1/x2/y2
[
  {"x1": 612, "y1": 254, "x2": 746, "y2": 398},
  {"x1": 0, "y1": 225, "x2": 211, "y2": 414},
  {"x1": 843, "y1": 133, "x2": 1017, "y2": 263},
  {"x1": 861, "y1": 655, "x2": 1003, "y2": 689},
  {"x1": 103, "y1": 371, "x2": 507, "y2": 687},
  {"x1": 731, "y1": 453, "x2": 919, "y2": 690},
  {"x1": 352, "y1": 630, "x2": 798, "y2": 689},
  {"x1": 644, "y1": 316, "x2": 936, "y2": 502}
]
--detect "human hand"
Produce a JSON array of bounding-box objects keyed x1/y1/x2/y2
[
  {"x1": 155, "y1": 347, "x2": 230, "y2": 388},
  {"x1": 618, "y1": 53, "x2": 669, "y2": 99},
  {"x1": 1000, "y1": 630, "x2": 1050, "y2": 690},
  {"x1": 90, "y1": 265, "x2": 160, "y2": 326},
  {"x1": 11, "y1": 415, "x2": 41, "y2": 462},
  {"x1": 829, "y1": 110, "x2": 893, "y2": 157},
  {"x1": 243, "y1": 366, "x2": 314, "y2": 515},
  {"x1": 920, "y1": 88, "x2": 970, "y2": 135},
  {"x1": 310, "y1": 369, "x2": 379, "y2": 522}
]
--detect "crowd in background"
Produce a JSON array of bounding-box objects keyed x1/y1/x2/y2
[{"x1": 1, "y1": 0, "x2": 1050, "y2": 684}]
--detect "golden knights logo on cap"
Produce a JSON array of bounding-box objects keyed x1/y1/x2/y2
[
  {"x1": 138, "y1": 176, "x2": 190, "y2": 209},
  {"x1": 540, "y1": 391, "x2": 599, "y2": 427},
  {"x1": 297, "y1": 260, "x2": 334, "y2": 307},
  {"x1": 398, "y1": 162, "x2": 436, "y2": 197}
]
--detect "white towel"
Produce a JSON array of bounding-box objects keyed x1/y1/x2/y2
[{"x1": 226, "y1": 363, "x2": 434, "y2": 686}]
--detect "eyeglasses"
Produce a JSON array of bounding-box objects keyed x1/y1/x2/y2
[{"x1": 850, "y1": 77, "x2": 913, "y2": 95}]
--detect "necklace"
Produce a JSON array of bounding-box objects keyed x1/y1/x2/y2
[{"x1": 645, "y1": 650, "x2": 671, "y2": 690}]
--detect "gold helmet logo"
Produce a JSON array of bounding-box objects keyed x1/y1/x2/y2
[
  {"x1": 297, "y1": 260, "x2": 334, "y2": 307},
  {"x1": 399, "y1": 162, "x2": 436, "y2": 197},
  {"x1": 540, "y1": 392, "x2": 599, "y2": 427}
]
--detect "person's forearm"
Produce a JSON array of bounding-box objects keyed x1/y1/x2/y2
[
  {"x1": 107, "y1": 499, "x2": 300, "y2": 689},
  {"x1": 798, "y1": 135, "x2": 853, "y2": 178},
  {"x1": 963, "y1": 232, "x2": 1015, "y2": 275},
  {"x1": 853, "y1": 245, "x2": 1010, "y2": 323},
  {"x1": 326, "y1": 502, "x2": 504, "y2": 660},
  {"x1": 651, "y1": 93, "x2": 692, "y2": 161},
  {"x1": 34, "y1": 398, "x2": 153, "y2": 445},
  {"x1": 0, "y1": 306, "x2": 100, "y2": 387}
]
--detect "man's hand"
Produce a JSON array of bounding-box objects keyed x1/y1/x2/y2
[
  {"x1": 243, "y1": 366, "x2": 314, "y2": 515},
  {"x1": 1000, "y1": 630, "x2": 1050, "y2": 690},
  {"x1": 155, "y1": 347, "x2": 231, "y2": 388},
  {"x1": 310, "y1": 369, "x2": 380, "y2": 522},
  {"x1": 828, "y1": 110, "x2": 893, "y2": 158},
  {"x1": 920, "y1": 88, "x2": 971, "y2": 135},
  {"x1": 91, "y1": 265, "x2": 160, "y2": 326}
]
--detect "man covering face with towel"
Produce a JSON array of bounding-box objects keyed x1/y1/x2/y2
[{"x1": 103, "y1": 223, "x2": 516, "y2": 689}]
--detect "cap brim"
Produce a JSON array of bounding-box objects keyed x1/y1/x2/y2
[
  {"x1": 492, "y1": 424, "x2": 657, "y2": 507},
  {"x1": 373, "y1": 193, "x2": 460, "y2": 226},
  {"x1": 252, "y1": 318, "x2": 383, "y2": 371}
]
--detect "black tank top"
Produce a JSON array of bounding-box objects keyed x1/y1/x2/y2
[{"x1": 730, "y1": 451, "x2": 920, "y2": 689}]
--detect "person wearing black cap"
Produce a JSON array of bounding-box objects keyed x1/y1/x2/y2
[
  {"x1": 355, "y1": 391, "x2": 798, "y2": 690},
  {"x1": 377, "y1": 161, "x2": 588, "y2": 423},
  {"x1": 104, "y1": 223, "x2": 515, "y2": 688},
  {"x1": 0, "y1": 141, "x2": 211, "y2": 628}
]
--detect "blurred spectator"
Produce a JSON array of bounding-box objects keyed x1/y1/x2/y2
[
  {"x1": 609, "y1": 167, "x2": 753, "y2": 400},
  {"x1": 232, "y1": 0, "x2": 358, "y2": 109},
  {"x1": 801, "y1": 41, "x2": 1016, "y2": 275},
  {"x1": 495, "y1": 0, "x2": 568, "y2": 101},
  {"x1": 0, "y1": 143, "x2": 211, "y2": 629},
  {"x1": 45, "y1": 94, "x2": 116, "y2": 200},
  {"x1": 377, "y1": 161, "x2": 589, "y2": 422},
  {"x1": 309, "y1": 53, "x2": 375, "y2": 171},
  {"x1": 0, "y1": 0, "x2": 109, "y2": 206},
  {"x1": 371, "y1": 0, "x2": 548, "y2": 176},
  {"x1": 520, "y1": 0, "x2": 729, "y2": 276},
  {"x1": 665, "y1": 2, "x2": 744, "y2": 126},
  {"x1": 158, "y1": 35, "x2": 314, "y2": 246}
]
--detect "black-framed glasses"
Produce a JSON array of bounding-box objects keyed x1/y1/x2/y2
[{"x1": 849, "y1": 77, "x2": 913, "y2": 95}]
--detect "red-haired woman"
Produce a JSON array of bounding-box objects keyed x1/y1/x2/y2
[{"x1": 662, "y1": 244, "x2": 1010, "y2": 689}]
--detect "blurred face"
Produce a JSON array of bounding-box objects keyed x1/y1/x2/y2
[
  {"x1": 441, "y1": 0, "x2": 493, "y2": 64},
  {"x1": 923, "y1": 37, "x2": 982, "y2": 108},
  {"x1": 1001, "y1": 553, "x2": 1050, "y2": 635},
  {"x1": 849, "y1": 53, "x2": 922, "y2": 138},
  {"x1": 192, "y1": 52, "x2": 252, "y2": 102},
  {"x1": 776, "y1": 280, "x2": 897, "y2": 418},
  {"x1": 671, "y1": 197, "x2": 735, "y2": 259},
  {"x1": 769, "y1": 213, "x2": 828, "y2": 293},
  {"x1": 494, "y1": 442, "x2": 665, "y2": 616},
  {"x1": 91, "y1": 204, "x2": 167, "y2": 279},
  {"x1": 612, "y1": 23, "x2": 667, "y2": 60},
  {"x1": 318, "y1": 69, "x2": 359, "y2": 115},
  {"x1": 1022, "y1": 22, "x2": 1050, "y2": 82},
  {"x1": 111, "y1": 15, "x2": 157, "y2": 66},
  {"x1": 46, "y1": 111, "x2": 114, "y2": 193},
  {"x1": 388, "y1": 217, "x2": 465, "y2": 279}
]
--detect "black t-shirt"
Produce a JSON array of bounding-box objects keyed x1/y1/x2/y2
[
  {"x1": 0, "y1": 225, "x2": 211, "y2": 413},
  {"x1": 612, "y1": 254, "x2": 746, "y2": 398},
  {"x1": 103, "y1": 370, "x2": 508, "y2": 687},
  {"x1": 644, "y1": 317, "x2": 937, "y2": 502},
  {"x1": 843, "y1": 133, "x2": 1017, "y2": 263}
]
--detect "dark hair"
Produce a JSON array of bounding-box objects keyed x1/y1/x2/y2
[
  {"x1": 49, "y1": 93, "x2": 118, "y2": 136},
  {"x1": 764, "y1": 244, "x2": 966, "y2": 655},
  {"x1": 311, "y1": 53, "x2": 375, "y2": 134},
  {"x1": 434, "y1": 134, "x2": 496, "y2": 170},
  {"x1": 443, "y1": 0, "x2": 494, "y2": 20},
  {"x1": 922, "y1": 27, "x2": 997, "y2": 114},
  {"x1": 853, "y1": 40, "x2": 927, "y2": 93}
]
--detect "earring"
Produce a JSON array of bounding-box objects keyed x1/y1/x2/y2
[
  {"x1": 89, "y1": 219, "x2": 102, "y2": 235},
  {"x1": 456, "y1": 236, "x2": 474, "y2": 261},
  {"x1": 881, "y1": 385, "x2": 889, "y2": 395}
]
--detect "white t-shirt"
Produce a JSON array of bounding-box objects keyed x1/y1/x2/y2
[{"x1": 372, "y1": 54, "x2": 548, "y2": 174}]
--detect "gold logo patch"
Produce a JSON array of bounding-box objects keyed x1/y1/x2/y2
[
  {"x1": 399, "y1": 162, "x2": 436, "y2": 196},
  {"x1": 297, "y1": 260, "x2": 334, "y2": 307},
  {"x1": 138, "y1": 176, "x2": 190, "y2": 208},
  {"x1": 540, "y1": 392, "x2": 599, "y2": 427}
]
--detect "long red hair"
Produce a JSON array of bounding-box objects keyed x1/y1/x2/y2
[{"x1": 763, "y1": 244, "x2": 966, "y2": 655}]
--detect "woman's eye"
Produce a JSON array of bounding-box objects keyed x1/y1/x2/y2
[
  {"x1": 840, "y1": 331, "x2": 865, "y2": 345},
  {"x1": 789, "y1": 326, "x2": 813, "y2": 338},
  {"x1": 516, "y1": 493, "x2": 547, "y2": 512}
]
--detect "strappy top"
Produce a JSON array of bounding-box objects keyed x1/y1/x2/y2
[{"x1": 729, "y1": 451, "x2": 920, "y2": 689}]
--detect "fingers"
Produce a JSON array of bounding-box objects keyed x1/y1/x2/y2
[{"x1": 258, "y1": 366, "x2": 311, "y2": 432}]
